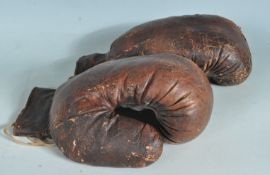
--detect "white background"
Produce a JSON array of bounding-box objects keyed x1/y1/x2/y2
[{"x1": 0, "y1": 0, "x2": 269, "y2": 174}]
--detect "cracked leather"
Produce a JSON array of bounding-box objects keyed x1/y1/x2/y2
[
  {"x1": 75, "y1": 15, "x2": 252, "y2": 85},
  {"x1": 50, "y1": 54, "x2": 213, "y2": 167}
]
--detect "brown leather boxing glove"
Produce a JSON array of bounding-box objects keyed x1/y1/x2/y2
[
  {"x1": 75, "y1": 15, "x2": 252, "y2": 85},
  {"x1": 50, "y1": 54, "x2": 213, "y2": 167}
]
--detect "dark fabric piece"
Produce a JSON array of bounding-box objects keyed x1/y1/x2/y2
[{"x1": 13, "y1": 87, "x2": 55, "y2": 139}]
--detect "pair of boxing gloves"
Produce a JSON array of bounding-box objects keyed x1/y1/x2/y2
[{"x1": 13, "y1": 15, "x2": 252, "y2": 167}]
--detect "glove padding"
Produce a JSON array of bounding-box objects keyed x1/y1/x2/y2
[
  {"x1": 50, "y1": 54, "x2": 213, "y2": 167},
  {"x1": 75, "y1": 15, "x2": 252, "y2": 85}
]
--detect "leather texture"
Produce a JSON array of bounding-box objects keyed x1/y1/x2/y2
[
  {"x1": 50, "y1": 54, "x2": 213, "y2": 167},
  {"x1": 75, "y1": 15, "x2": 252, "y2": 85}
]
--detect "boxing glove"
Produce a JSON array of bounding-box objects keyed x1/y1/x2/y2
[
  {"x1": 75, "y1": 15, "x2": 252, "y2": 85},
  {"x1": 50, "y1": 53, "x2": 213, "y2": 167}
]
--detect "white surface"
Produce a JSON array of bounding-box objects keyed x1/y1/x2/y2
[{"x1": 0, "y1": 0, "x2": 269, "y2": 174}]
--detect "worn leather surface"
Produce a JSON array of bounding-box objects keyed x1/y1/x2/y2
[
  {"x1": 75, "y1": 15, "x2": 252, "y2": 85},
  {"x1": 75, "y1": 53, "x2": 107, "y2": 75},
  {"x1": 50, "y1": 54, "x2": 213, "y2": 167}
]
